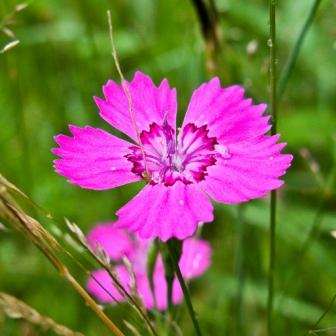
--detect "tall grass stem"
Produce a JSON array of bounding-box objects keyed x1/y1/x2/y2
[
  {"x1": 277, "y1": 0, "x2": 322, "y2": 99},
  {"x1": 106, "y1": 10, "x2": 150, "y2": 179},
  {"x1": 167, "y1": 241, "x2": 202, "y2": 336},
  {"x1": 268, "y1": 1, "x2": 277, "y2": 335},
  {"x1": 307, "y1": 294, "x2": 336, "y2": 335},
  {"x1": 235, "y1": 205, "x2": 246, "y2": 335}
]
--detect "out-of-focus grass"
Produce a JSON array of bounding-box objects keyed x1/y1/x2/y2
[{"x1": 0, "y1": 0, "x2": 336, "y2": 335}]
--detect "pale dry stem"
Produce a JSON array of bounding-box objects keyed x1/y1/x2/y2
[
  {"x1": 0, "y1": 292, "x2": 83, "y2": 336},
  {"x1": 0, "y1": 3, "x2": 28, "y2": 54},
  {"x1": 66, "y1": 220, "x2": 157, "y2": 336},
  {"x1": 0, "y1": 175, "x2": 125, "y2": 336},
  {"x1": 106, "y1": 10, "x2": 150, "y2": 181}
]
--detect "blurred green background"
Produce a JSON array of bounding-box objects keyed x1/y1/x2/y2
[{"x1": 1, "y1": 0, "x2": 336, "y2": 335}]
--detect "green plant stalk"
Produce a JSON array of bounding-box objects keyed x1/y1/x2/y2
[
  {"x1": 166, "y1": 240, "x2": 202, "y2": 336},
  {"x1": 276, "y1": 198, "x2": 327, "y2": 313},
  {"x1": 167, "y1": 278, "x2": 173, "y2": 313},
  {"x1": 161, "y1": 245, "x2": 175, "y2": 313},
  {"x1": 268, "y1": 193, "x2": 276, "y2": 335},
  {"x1": 307, "y1": 294, "x2": 336, "y2": 335},
  {"x1": 147, "y1": 240, "x2": 160, "y2": 310},
  {"x1": 268, "y1": 1, "x2": 277, "y2": 335},
  {"x1": 160, "y1": 240, "x2": 180, "y2": 316},
  {"x1": 235, "y1": 205, "x2": 246, "y2": 336},
  {"x1": 277, "y1": 0, "x2": 322, "y2": 99},
  {"x1": 272, "y1": 0, "x2": 324, "y2": 328}
]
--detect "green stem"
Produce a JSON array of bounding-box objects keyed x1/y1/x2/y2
[
  {"x1": 235, "y1": 205, "x2": 245, "y2": 336},
  {"x1": 268, "y1": 191, "x2": 277, "y2": 335},
  {"x1": 277, "y1": 0, "x2": 322, "y2": 99},
  {"x1": 167, "y1": 240, "x2": 202, "y2": 336},
  {"x1": 159, "y1": 240, "x2": 175, "y2": 315},
  {"x1": 275, "y1": 0, "x2": 327, "y2": 326},
  {"x1": 307, "y1": 294, "x2": 336, "y2": 335},
  {"x1": 147, "y1": 240, "x2": 160, "y2": 309},
  {"x1": 276, "y1": 199, "x2": 326, "y2": 312},
  {"x1": 268, "y1": 1, "x2": 277, "y2": 335},
  {"x1": 166, "y1": 274, "x2": 174, "y2": 314}
]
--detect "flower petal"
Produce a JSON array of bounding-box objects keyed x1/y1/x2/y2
[
  {"x1": 94, "y1": 71, "x2": 177, "y2": 142},
  {"x1": 87, "y1": 223, "x2": 134, "y2": 261},
  {"x1": 182, "y1": 78, "x2": 270, "y2": 143},
  {"x1": 136, "y1": 262, "x2": 183, "y2": 310},
  {"x1": 179, "y1": 238, "x2": 212, "y2": 279},
  {"x1": 115, "y1": 181, "x2": 214, "y2": 241},
  {"x1": 201, "y1": 135, "x2": 293, "y2": 203},
  {"x1": 52, "y1": 125, "x2": 140, "y2": 190},
  {"x1": 87, "y1": 266, "x2": 130, "y2": 304},
  {"x1": 87, "y1": 264, "x2": 183, "y2": 310}
]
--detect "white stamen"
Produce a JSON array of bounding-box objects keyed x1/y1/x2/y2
[
  {"x1": 184, "y1": 171, "x2": 193, "y2": 181},
  {"x1": 215, "y1": 144, "x2": 231, "y2": 159},
  {"x1": 152, "y1": 171, "x2": 161, "y2": 183},
  {"x1": 179, "y1": 199, "x2": 184, "y2": 206},
  {"x1": 111, "y1": 167, "x2": 116, "y2": 171},
  {"x1": 173, "y1": 154, "x2": 184, "y2": 172}
]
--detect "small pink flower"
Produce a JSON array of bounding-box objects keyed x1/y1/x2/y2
[
  {"x1": 53, "y1": 72, "x2": 292, "y2": 241},
  {"x1": 86, "y1": 223, "x2": 212, "y2": 310},
  {"x1": 87, "y1": 223, "x2": 134, "y2": 261}
]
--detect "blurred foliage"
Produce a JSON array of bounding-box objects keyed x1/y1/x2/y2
[{"x1": 0, "y1": 0, "x2": 336, "y2": 335}]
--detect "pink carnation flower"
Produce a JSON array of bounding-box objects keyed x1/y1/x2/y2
[
  {"x1": 86, "y1": 223, "x2": 211, "y2": 310},
  {"x1": 53, "y1": 72, "x2": 292, "y2": 241}
]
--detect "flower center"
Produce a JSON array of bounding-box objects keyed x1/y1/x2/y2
[{"x1": 125, "y1": 121, "x2": 230, "y2": 186}]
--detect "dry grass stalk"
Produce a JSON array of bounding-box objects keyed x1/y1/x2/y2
[
  {"x1": 0, "y1": 3, "x2": 27, "y2": 54},
  {"x1": 123, "y1": 320, "x2": 142, "y2": 336},
  {"x1": 190, "y1": 0, "x2": 221, "y2": 75},
  {"x1": 106, "y1": 10, "x2": 150, "y2": 181},
  {"x1": 0, "y1": 174, "x2": 125, "y2": 336},
  {"x1": 66, "y1": 220, "x2": 157, "y2": 336},
  {"x1": 0, "y1": 292, "x2": 83, "y2": 336}
]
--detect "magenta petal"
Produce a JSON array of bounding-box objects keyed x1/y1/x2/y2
[
  {"x1": 201, "y1": 135, "x2": 293, "y2": 203},
  {"x1": 87, "y1": 223, "x2": 134, "y2": 261},
  {"x1": 95, "y1": 71, "x2": 177, "y2": 142},
  {"x1": 136, "y1": 263, "x2": 183, "y2": 310},
  {"x1": 115, "y1": 181, "x2": 214, "y2": 241},
  {"x1": 183, "y1": 78, "x2": 270, "y2": 143},
  {"x1": 179, "y1": 238, "x2": 212, "y2": 279},
  {"x1": 52, "y1": 125, "x2": 140, "y2": 190},
  {"x1": 87, "y1": 266, "x2": 130, "y2": 304}
]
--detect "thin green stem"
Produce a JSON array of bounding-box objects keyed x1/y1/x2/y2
[
  {"x1": 167, "y1": 241, "x2": 202, "y2": 336},
  {"x1": 277, "y1": 0, "x2": 322, "y2": 99},
  {"x1": 235, "y1": 205, "x2": 246, "y2": 336},
  {"x1": 147, "y1": 240, "x2": 160, "y2": 310},
  {"x1": 308, "y1": 327, "x2": 336, "y2": 335},
  {"x1": 268, "y1": 1, "x2": 277, "y2": 335},
  {"x1": 276, "y1": 199, "x2": 326, "y2": 311},
  {"x1": 306, "y1": 294, "x2": 336, "y2": 335},
  {"x1": 268, "y1": 191, "x2": 277, "y2": 335},
  {"x1": 273, "y1": 0, "x2": 329, "y2": 313},
  {"x1": 166, "y1": 273, "x2": 174, "y2": 314},
  {"x1": 159, "y1": 240, "x2": 175, "y2": 315}
]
